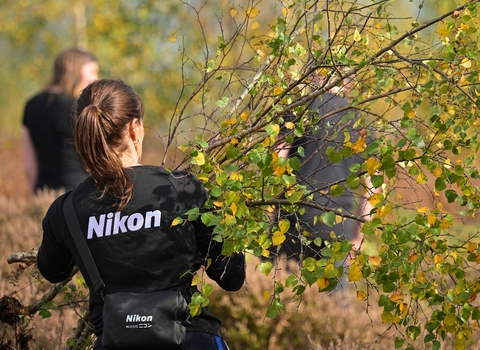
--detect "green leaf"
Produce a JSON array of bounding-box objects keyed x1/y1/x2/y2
[
  {"x1": 38, "y1": 309, "x2": 52, "y2": 319},
  {"x1": 285, "y1": 275, "x2": 298, "y2": 287},
  {"x1": 289, "y1": 157, "x2": 301, "y2": 171},
  {"x1": 347, "y1": 174, "x2": 360, "y2": 190},
  {"x1": 226, "y1": 144, "x2": 239, "y2": 159},
  {"x1": 371, "y1": 175, "x2": 384, "y2": 188},
  {"x1": 216, "y1": 96, "x2": 229, "y2": 107},
  {"x1": 444, "y1": 189, "x2": 457, "y2": 202},
  {"x1": 286, "y1": 190, "x2": 303, "y2": 204},
  {"x1": 330, "y1": 184, "x2": 345, "y2": 197},
  {"x1": 185, "y1": 207, "x2": 200, "y2": 221},
  {"x1": 321, "y1": 212, "x2": 336, "y2": 227},
  {"x1": 394, "y1": 337, "x2": 405, "y2": 348},
  {"x1": 435, "y1": 177, "x2": 446, "y2": 191},
  {"x1": 201, "y1": 212, "x2": 221, "y2": 226},
  {"x1": 259, "y1": 261, "x2": 273, "y2": 276},
  {"x1": 266, "y1": 306, "x2": 279, "y2": 318},
  {"x1": 210, "y1": 186, "x2": 222, "y2": 197}
]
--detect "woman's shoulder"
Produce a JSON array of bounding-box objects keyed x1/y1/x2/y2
[
  {"x1": 133, "y1": 165, "x2": 193, "y2": 178},
  {"x1": 133, "y1": 166, "x2": 205, "y2": 192}
]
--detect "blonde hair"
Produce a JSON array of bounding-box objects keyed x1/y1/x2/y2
[{"x1": 46, "y1": 47, "x2": 97, "y2": 97}]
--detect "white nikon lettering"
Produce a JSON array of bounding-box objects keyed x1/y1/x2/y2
[
  {"x1": 87, "y1": 210, "x2": 161, "y2": 239},
  {"x1": 126, "y1": 314, "x2": 153, "y2": 322}
]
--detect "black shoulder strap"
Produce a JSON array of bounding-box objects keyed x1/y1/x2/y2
[{"x1": 63, "y1": 191, "x2": 105, "y2": 296}]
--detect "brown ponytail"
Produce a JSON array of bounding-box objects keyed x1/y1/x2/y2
[{"x1": 74, "y1": 79, "x2": 144, "y2": 210}]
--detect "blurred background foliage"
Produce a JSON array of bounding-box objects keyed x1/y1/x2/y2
[{"x1": 0, "y1": 0, "x2": 451, "y2": 137}]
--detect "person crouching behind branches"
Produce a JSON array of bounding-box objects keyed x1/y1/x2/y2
[{"x1": 37, "y1": 79, "x2": 246, "y2": 350}]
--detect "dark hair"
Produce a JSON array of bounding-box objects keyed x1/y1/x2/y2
[
  {"x1": 46, "y1": 47, "x2": 97, "y2": 97},
  {"x1": 74, "y1": 79, "x2": 144, "y2": 210}
]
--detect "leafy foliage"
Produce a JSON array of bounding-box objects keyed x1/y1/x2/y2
[{"x1": 3, "y1": 1, "x2": 480, "y2": 349}]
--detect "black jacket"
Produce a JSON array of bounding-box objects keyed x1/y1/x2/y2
[
  {"x1": 23, "y1": 92, "x2": 89, "y2": 191},
  {"x1": 37, "y1": 165, "x2": 245, "y2": 336}
]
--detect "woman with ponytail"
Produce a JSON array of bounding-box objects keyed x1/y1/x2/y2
[{"x1": 37, "y1": 79, "x2": 245, "y2": 349}]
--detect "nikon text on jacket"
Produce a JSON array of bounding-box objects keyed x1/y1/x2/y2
[{"x1": 87, "y1": 211, "x2": 161, "y2": 239}]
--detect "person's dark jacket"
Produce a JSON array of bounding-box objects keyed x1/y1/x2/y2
[{"x1": 37, "y1": 165, "x2": 245, "y2": 336}]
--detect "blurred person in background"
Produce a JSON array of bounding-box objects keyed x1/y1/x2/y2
[
  {"x1": 22, "y1": 47, "x2": 99, "y2": 194},
  {"x1": 274, "y1": 74, "x2": 376, "y2": 266}
]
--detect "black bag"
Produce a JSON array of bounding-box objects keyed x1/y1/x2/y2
[
  {"x1": 63, "y1": 191, "x2": 189, "y2": 350},
  {"x1": 102, "y1": 290, "x2": 188, "y2": 350}
]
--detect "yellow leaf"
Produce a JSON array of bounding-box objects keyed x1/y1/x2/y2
[
  {"x1": 169, "y1": 31, "x2": 177, "y2": 43},
  {"x1": 281, "y1": 7, "x2": 289, "y2": 17},
  {"x1": 348, "y1": 262, "x2": 362, "y2": 282},
  {"x1": 240, "y1": 112, "x2": 249, "y2": 121},
  {"x1": 279, "y1": 219, "x2": 290, "y2": 234},
  {"x1": 460, "y1": 57, "x2": 472, "y2": 69},
  {"x1": 366, "y1": 157, "x2": 381, "y2": 175},
  {"x1": 357, "y1": 290, "x2": 367, "y2": 301},
  {"x1": 230, "y1": 138, "x2": 239, "y2": 145},
  {"x1": 193, "y1": 152, "x2": 205, "y2": 165},
  {"x1": 261, "y1": 249, "x2": 270, "y2": 258},
  {"x1": 368, "y1": 193, "x2": 382, "y2": 207},
  {"x1": 444, "y1": 314, "x2": 456, "y2": 327},
  {"x1": 434, "y1": 254, "x2": 443, "y2": 265},
  {"x1": 352, "y1": 136, "x2": 366, "y2": 153},
  {"x1": 317, "y1": 277, "x2": 329, "y2": 290},
  {"x1": 272, "y1": 231, "x2": 286, "y2": 246},
  {"x1": 400, "y1": 303, "x2": 408, "y2": 318},
  {"x1": 353, "y1": 28, "x2": 361, "y2": 42},
  {"x1": 417, "y1": 206, "x2": 428, "y2": 213},
  {"x1": 229, "y1": 8, "x2": 237, "y2": 17},
  {"x1": 428, "y1": 213, "x2": 437, "y2": 225},
  {"x1": 369, "y1": 255, "x2": 382, "y2": 267},
  {"x1": 406, "y1": 110, "x2": 416, "y2": 119},
  {"x1": 224, "y1": 213, "x2": 236, "y2": 225},
  {"x1": 416, "y1": 173, "x2": 428, "y2": 184},
  {"x1": 436, "y1": 26, "x2": 451, "y2": 37},
  {"x1": 317, "y1": 68, "x2": 329, "y2": 76},
  {"x1": 389, "y1": 291, "x2": 403, "y2": 304},
  {"x1": 273, "y1": 86, "x2": 283, "y2": 95},
  {"x1": 466, "y1": 242, "x2": 477, "y2": 253},
  {"x1": 285, "y1": 121, "x2": 295, "y2": 129},
  {"x1": 251, "y1": 21, "x2": 260, "y2": 29},
  {"x1": 230, "y1": 172, "x2": 243, "y2": 181},
  {"x1": 213, "y1": 201, "x2": 222, "y2": 207},
  {"x1": 376, "y1": 204, "x2": 392, "y2": 218},
  {"x1": 189, "y1": 304, "x2": 200, "y2": 317},
  {"x1": 431, "y1": 167, "x2": 442, "y2": 177},
  {"x1": 191, "y1": 274, "x2": 202, "y2": 286},
  {"x1": 171, "y1": 217, "x2": 183, "y2": 227},
  {"x1": 381, "y1": 311, "x2": 400, "y2": 324},
  {"x1": 408, "y1": 251, "x2": 419, "y2": 262},
  {"x1": 230, "y1": 202, "x2": 237, "y2": 216},
  {"x1": 439, "y1": 218, "x2": 451, "y2": 229},
  {"x1": 247, "y1": 6, "x2": 260, "y2": 19},
  {"x1": 262, "y1": 290, "x2": 270, "y2": 301}
]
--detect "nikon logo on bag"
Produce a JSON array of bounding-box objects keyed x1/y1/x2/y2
[{"x1": 125, "y1": 314, "x2": 154, "y2": 329}]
